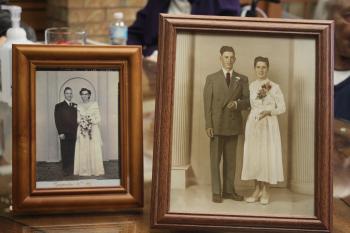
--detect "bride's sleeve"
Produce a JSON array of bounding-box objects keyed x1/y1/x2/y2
[
  {"x1": 91, "y1": 102, "x2": 101, "y2": 124},
  {"x1": 271, "y1": 84, "x2": 286, "y2": 116}
]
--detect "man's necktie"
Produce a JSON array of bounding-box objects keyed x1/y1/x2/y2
[
  {"x1": 226, "y1": 72, "x2": 230, "y2": 87},
  {"x1": 70, "y1": 103, "x2": 72, "y2": 107}
]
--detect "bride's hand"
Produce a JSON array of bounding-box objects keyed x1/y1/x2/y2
[{"x1": 258, "y1": 111, "x2": 271, "y2": 120}]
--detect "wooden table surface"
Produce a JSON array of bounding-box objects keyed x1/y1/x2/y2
[{"x1": 0, "y1": 181, "x2": 349, "y2": 233}]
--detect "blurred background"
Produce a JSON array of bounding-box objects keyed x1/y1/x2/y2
[
  {"x1": 0, "y1": 0, "x2": 318, "y2": 41},
  {"x1": 0, "y1": 0, "x2": 349, "y2": 232},
  {"x1": 2, "y1": 0, "x2": 319, "y2": 42}
]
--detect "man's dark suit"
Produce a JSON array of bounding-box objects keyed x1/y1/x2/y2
[
  {"x1": 204, "y1": 70, "x2": 250, "y2": 197},
  {"x1": 54, "y1": 101, "x2": 78, "y2": 175}
]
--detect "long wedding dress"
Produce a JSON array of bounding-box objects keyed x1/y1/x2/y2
[
  {"x1": 241, "y1": 79, "x2": 285, "y2": 184},
  {"x1": 74, "y1": 101, "x2": 105, "y2": 176}
]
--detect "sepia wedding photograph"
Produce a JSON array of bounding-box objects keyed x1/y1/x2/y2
[
  {"x1": 151, "y1": 15, "x2": 332, "y2": 232},
  {"x1": 169, "y1": 33, "x2": 316, "y2": 217},
  {"x1": 35, "y1": 68, "x2": 120, "y2": 189}
]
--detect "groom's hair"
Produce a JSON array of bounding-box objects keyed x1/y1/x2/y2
[
  {"x1": 63, "y1": 87, "x2": 72, "y2": 94},
  {"x1": 220, "y1": 46, "x2": 235, "y2": 55}
]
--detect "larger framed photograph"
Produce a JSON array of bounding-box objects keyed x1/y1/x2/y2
[
  {"x1": 151, "y1": 15, "x2": 333, "y2": 232},
  {"x1": 12, "y1": 45, "x2": 143, "y2": 214}
]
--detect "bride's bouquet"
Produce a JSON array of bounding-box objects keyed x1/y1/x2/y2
[
  {"x1": 256, "y1": 82, "x2": 272, "y2": 100},
  {"x1": 80, "y1": 115, "x2": 93, "y2": 140}
]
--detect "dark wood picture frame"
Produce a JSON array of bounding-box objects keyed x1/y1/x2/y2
[
  {"x1": 12, "y1": 45, "x2": 143, "y2": 214},
  {"x1": 151, "y1": 15, "x2": 333, "y2": 232}
]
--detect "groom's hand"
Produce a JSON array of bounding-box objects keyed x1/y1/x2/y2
[
  {"x1": 227, "y1": 100, "x2": 237, "y2": 109},
  {"x1": 206, "y1": 128, "x2": 214, "y2": 138},
  {"x1": 59, "y1": 134, "x2": 65, "y2": 140}
]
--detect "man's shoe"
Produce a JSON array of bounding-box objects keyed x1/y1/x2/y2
[
  {"x1": 212, "y1": 194, "x2": 222, "y2": 203},
  {"x1": 222, "y1": 192, "x2": 244, "y2": 201}
]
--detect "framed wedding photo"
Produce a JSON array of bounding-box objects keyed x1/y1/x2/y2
[
  {"x1": 151, "y1": 15, "x2": 333, "y2": 232},
  {"x1": 12, "y1": 45, "x2": 143, "y2": 214}
]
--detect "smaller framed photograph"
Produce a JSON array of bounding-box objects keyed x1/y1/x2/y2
[
  {"x1": 151, "y1": 14, "x2": 333, "y2": 232},
  {"x1": 12, "y1": 45, "x2": 143, "y2": 214}
]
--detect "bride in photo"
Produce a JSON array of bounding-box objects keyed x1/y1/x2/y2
[
  {"x1": 241, "y1": 56, "x2": 286, "y2": 204},
  {"x1": 74, "y1": 87, "x2": 105, "y2": 176}
]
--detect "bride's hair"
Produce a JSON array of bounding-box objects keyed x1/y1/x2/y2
[
  {"x1": 254, "y1": 56, "x2": 269, "y2": 68},
  {"x1": 79, "y1": 88, "x2": 91, "y2": 99}
]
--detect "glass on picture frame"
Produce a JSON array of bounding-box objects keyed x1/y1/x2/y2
[
  {"x1": 169, "y1": 33, "x2": 316, "y2": 217},
  {"x1": 35, "y1": 67, "x2": 120, "y2": 189}
]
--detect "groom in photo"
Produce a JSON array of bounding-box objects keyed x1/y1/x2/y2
[
  {"x1": 203, "y1": 46, "x2": 250, "y2": 203},
  {"x1": 54, "y1": 87, "x2": 78, "y2": 176}
]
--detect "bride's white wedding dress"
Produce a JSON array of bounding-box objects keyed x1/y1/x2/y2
[
  {"x1": 74, "y1": 101, "x2": 105, "y2": 176},
  {"x1": 241, "y1": 79, "x2": 285, "y2": 184}
]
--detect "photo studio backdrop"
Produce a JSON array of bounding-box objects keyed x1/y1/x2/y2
[
  {"x1": 171, "y1": 32, "x2": 316, "y2": 195},
  {"x1": 35, "y1": 69, "x2": 119, "y2": 163}
]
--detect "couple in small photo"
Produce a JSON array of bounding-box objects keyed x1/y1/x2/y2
[
  {"x1": 203, "y1": 46, "x2": 286, "y2": 205},
  {"x1": 54, "y1": 87, "x2": 105, "y2": 177}
]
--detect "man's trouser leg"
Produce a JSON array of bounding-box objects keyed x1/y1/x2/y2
[
  {"x1": 61, "y1": 138, "x2": 75, "y2": 175},
  {"x1": 222, "y1": 135, "x2": 238, "y2": 194},
  {"x1": 210, "y1": 136, "x2": 223, "y2": 195}
]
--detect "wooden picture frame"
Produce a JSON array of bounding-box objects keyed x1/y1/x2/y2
[
  {"x1": 151, "y1": 15, "x2": 333, "y2": 232},
  {"x1": 12, "y1": 45, "x2": 143, "y2": 214}
]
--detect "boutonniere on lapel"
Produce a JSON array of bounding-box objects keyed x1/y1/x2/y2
[
  {"x1": 235, "y1": 76, "x2": 240, "y2": 81},
  {"x1": 256, "y1": 82, "x2": 271, "y2": 100},
  {"x1": 72, "y1": 103, "x2": 77, "y2": 108},
  {"x1": 230, "y1": 76, "x2": 240, "y2": 88}
]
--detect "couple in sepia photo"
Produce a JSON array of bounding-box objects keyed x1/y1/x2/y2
[
  {"x1": 54, "y1": 87, "x2": 105, "y2": 177},
  {"x1": 203, "y1": 46, "x2": 286, "y2": 205}
]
